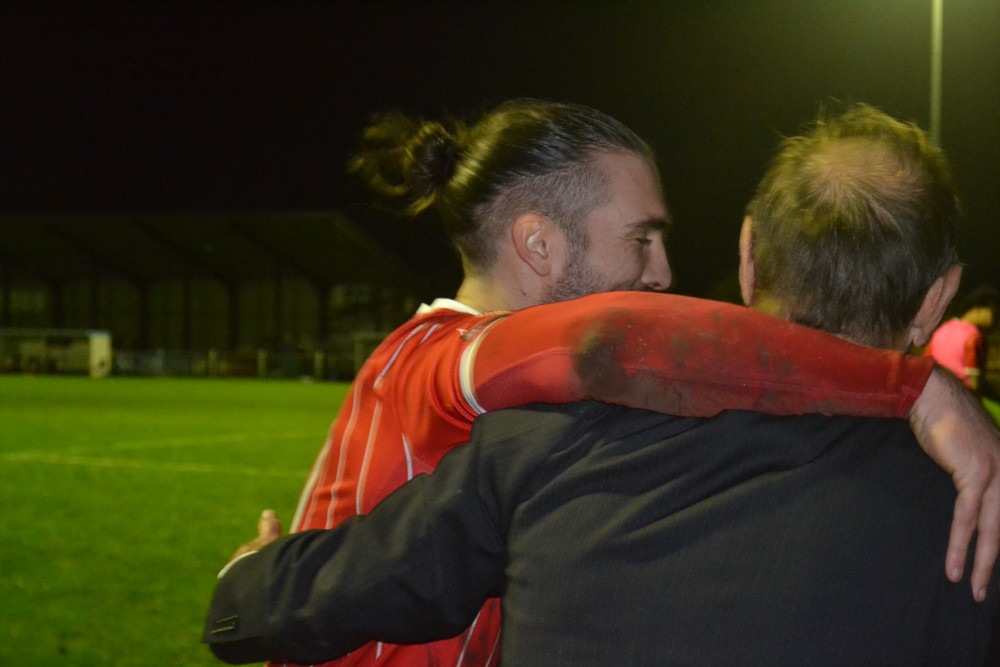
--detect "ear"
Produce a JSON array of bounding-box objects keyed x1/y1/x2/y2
[
  {"x1": 909, "y1": 264, "x2": 963, "y2": 347},
  {"x1": 738, "y1": 216, "x2": 757, "y2": 306},
  {"x1": 511, "y1": 212, "x2": 557, "y2": 277}
]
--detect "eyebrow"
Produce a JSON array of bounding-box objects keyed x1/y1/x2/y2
[{"x1": 629, "y1": 217, "x2": 672, "y2": 234}]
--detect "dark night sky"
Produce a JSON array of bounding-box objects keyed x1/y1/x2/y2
[{"x1": 2, "y1": 1, "x2": 998, "y2": 299}]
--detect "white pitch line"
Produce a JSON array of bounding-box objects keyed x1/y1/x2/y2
[
  {"x1": 82, "y1": 431, "x2": 320, "y2": 453},
  {"x1": 0, "y1": 430, "x2": 323, "y2": 477},
  {"x1": 2, "y1": 431, "x2": 321, "y2": 459},
  {"x1": 0, "y1": 451, "x2": 305, "y2": 477}
]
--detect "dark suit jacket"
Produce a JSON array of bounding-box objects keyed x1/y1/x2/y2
[{"x1": 205, "y1": 402, "x2": 999, "y2": 665}]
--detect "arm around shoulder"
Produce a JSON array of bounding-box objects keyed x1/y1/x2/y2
[{"x1": 471, "y1": 291, "x2": 934, "y2": 418}]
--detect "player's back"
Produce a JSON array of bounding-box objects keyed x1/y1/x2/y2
[{"x1": 287, "y1": 303, "x2": 502, "y2": 666}]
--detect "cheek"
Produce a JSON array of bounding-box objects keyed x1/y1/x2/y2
[
  {"x1": 624, "y1": 244, "x2": 651, "y2": 278},
  {"x1": 585, "y1": 236, "x2": 647, "y2": 286},
  {"x1": 595, "y1": 244, "x2": 636, "y2": 276},
  {"x1": 601, "y1": 245, "x2": 647, "y2": 287}
]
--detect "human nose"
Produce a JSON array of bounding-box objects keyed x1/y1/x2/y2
[{"x1": 642, "y1": 234, "x2": 672, "y2": 291}]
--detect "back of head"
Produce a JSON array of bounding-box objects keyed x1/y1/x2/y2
[
  {"x1": 349, "y1": 99, "x2": 654, "y2": 273},
  {"x1": 747, "y1": 104, "x2": 961, "y2": 348}
]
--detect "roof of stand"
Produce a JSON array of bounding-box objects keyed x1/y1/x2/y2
[{"x1": 0, "y1": 211, "x2": 427, "y2": 291}]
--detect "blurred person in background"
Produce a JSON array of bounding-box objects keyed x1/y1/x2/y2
[{"x1": 926, "y1": 284, "x2": 1000, "y2": 395}]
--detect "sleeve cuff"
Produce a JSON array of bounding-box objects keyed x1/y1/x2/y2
[{"x1": 217, "y1": 550, "x2": 258, "y2": 580}]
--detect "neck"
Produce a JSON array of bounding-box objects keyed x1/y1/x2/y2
[
  {"x1": 748, "y1": 295, "x2": 786, "y2": 320},
  {"x1": 453, "y1": 275, "x2": 512, "y2": 313},
  {"x1": 752, "y1": 294, "x2": 907, "y2": 351},
  {"x1": 454, "y1": 249, "x2": 550, "y2": 312}
]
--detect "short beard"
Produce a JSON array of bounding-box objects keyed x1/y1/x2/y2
[
  {"x1": 544, "y1": 261, "x2": 606, "y2": 303},
  {"x1": 542, "y1": 234, "x2": 639, "y2": 303}
]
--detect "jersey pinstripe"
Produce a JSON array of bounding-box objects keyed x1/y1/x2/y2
[{"x1": 286, "y1": 301, "x2": 502, "y2": 667}]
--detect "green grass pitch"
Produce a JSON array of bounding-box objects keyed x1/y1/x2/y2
[{"x1": 0, "y1": 375, "x2": 351, "y2": 666}]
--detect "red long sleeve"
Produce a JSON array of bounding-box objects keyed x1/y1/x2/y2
[{"x1": 472, "y1": 292, "x2": 933, "y2": 418}]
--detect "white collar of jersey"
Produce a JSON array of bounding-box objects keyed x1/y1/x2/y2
[{"x1": 416, "y1": 298, "x2": 481, "y2": 316}]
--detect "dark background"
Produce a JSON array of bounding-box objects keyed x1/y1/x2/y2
[{"x1": 1, "y1": 1, "x2": 997, "y2": 328}]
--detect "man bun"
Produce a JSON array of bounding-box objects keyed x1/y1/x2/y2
[{"x1": 349, "y1": 112, "x2": 461, "y2": 217}]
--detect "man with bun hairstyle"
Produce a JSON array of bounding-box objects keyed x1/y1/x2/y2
[{"x1": 207, "y1": 101, "x2": 1000, "y2": 666}]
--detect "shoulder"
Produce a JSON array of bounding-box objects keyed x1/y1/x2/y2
[
  {"x1": 466, "y1": 402, "x2": 628, "y2": 469},
  {"x1": 371, "y1": 307, "x2": 495, "y2": 356},
  {"x1": 474, "y1": 401, "x2": 615, "y2": 437}
]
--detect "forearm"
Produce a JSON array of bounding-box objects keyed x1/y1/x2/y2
[
  {"x1": 472, "y1": 292, "x2": 933, "y2": 418},
  {"x1": 204, "y1": 531, "x2": 364, "y2": 665},
  {"x1": 205, "y1": 457, "x2": 505, "y2": 664}
]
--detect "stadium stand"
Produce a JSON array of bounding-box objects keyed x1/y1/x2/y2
[{"x1": 0, "y1": 212, "x2": 444, "y2": 379}]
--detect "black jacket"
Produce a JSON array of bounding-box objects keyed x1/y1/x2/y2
[{"x1": 205, "y1": 402, "x2": 998, "y2": 666}]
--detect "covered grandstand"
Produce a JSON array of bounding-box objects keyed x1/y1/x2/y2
[{"x1": 0, "y1": 211, "x2": 459, "y2": 379}]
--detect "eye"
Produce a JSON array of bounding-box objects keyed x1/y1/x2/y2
[{"x1": 637, "y1": 229, "x2": 663, "y2": 247}]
